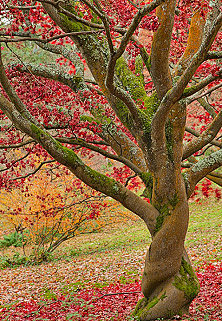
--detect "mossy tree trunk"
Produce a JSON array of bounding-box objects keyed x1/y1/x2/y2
[{"x1": 133, "y1": 181, "x2": 200, "y2": 320}]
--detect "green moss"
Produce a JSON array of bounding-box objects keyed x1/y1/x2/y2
[
  {"x1": 154, "y1": 193, "x2": 179, "y2": 234},
  {"x1": 137, "y1": 93, "x2": 160, "y2": 147},
  {"x1": 182, "y1": 85, "x2": 198, "y2": 98},
  {"x1": 133, "y1": 293, "x2": 167, "y2": 319},
  {"x1": 115, "y1": 57, "x2": 147, "y2": 102},
  {"x1": 83, "y1": 166, "x2": 122, "y2": 197},
  {"x1": 139, "y1": 172, "x2": 153, "y2": 200},
  {"x1": 140, "y1": 47, "x2": 151, "y2": 72},
  {"x1": 80, "y1": 115, "x2": 97, "y2": 123},
  {"x1": 165, "y1": 121, "x2": 174, "y2": 162},
  {"x1": 115, "y1": 100, "x2": 134, "y2": 130},
  {"x1": 60, "y1": 13, "x2": 88, "y2": 33},
  {"x1": 173, "y1": 257, "x2": 200, "y2": 300},
  {"x1": 135, "y1": 55, "x2": 145, "y2": 85},
  {"x1": 143, "y1": 93, "x2": 160, "y2": 120},
  {"x1": 182, "y1": 171, "x2": 190, "y2": 192},
  {"x1": 154, "y1": 205, "x2": 171, "y2": 234}
]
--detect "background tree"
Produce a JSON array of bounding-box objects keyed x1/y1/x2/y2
[
  {"x1": 0, "y1": 0, "x2": 221, "y2": 320},
  {"x1": 0, "y1": 169, "x2": 119, "y2": 261}
]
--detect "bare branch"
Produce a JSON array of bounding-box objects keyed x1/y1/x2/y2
[
  {"x1": 13, "y1": 62, "x2": 84, "y2": 92},
  {"x1": 0, "y1": 139, "x2": 34, "y2": 149},
  {"x1": 186, "y1": 82, "x2": 222, "y2": 103},
  {"x1": 0, "y1": 152, "x2": 30, "y2": 173},
  {"x1": 206, "y1": 51, "x2": 222, "y2": 60},
  {"x1": 193, "y1": 98, "x2": 217, "y2": 119},
  {"x1": 185, "y1": 126, "x2": 222, "y2": 149},
  {"x1": 0, "y1": 30, "x2": 104, "y2": 43},
  {"x1": 186, "y1": 149, "x2": 222, "y2": 197},
  {"x1": 56, "y1": 137, "x2": 143, "y2": 175},
  {"x1": 183, "y1": 110, "x2": 222, "y2": 160},
  {"x1": 10, "y1": 160, "x2": 55, "y2": 180},
  {"x1": 182, "y1": 70, "x2": 222, "y2": 99}
]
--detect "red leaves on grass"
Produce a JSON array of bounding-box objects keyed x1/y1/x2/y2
[{"x1": 1, "y1": 262, "x2": 221, "y2": 321}]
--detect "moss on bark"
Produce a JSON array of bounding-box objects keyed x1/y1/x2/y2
[
  {"x1": 132, "y1": 293, "x2": 167, "y2": 319},
  {"x1": 173, "y1": 257, "x2": 200, "y2": 300},
  {"x1": 154, "y1": 193, "x2": 179, "y2": 234}
]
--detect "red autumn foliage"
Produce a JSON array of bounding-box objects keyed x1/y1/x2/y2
[{"x1": 0, "y1": 262, "x2": 221, "y2": 321}]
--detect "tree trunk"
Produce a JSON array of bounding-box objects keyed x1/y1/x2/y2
[{"x1": 133, "y1": 183, "x2": 200, "y2": 320}]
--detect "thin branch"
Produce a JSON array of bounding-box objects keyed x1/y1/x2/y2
[
  {"x1": 185, "y1": 126, "x2": 222, "y2": 148},
  {"x1": 186, "y1": 149, "x2": 222, "y2": 198},
  {"x1": 206, "y1": 51, "x2": 222, "y2": 60},
  {"x1": 0, "y1": 30, "x2": 103, "y2": 43},
  {"x1": 0, "y1": 152, "x2": 30, "y2": 173},
  {"x1": 187, "y1": 82, "x2": 222, "y2": 102},
  {"x1": 182, "y1": 70, "x2": 222, "y2": 99},
  {"x1": 127, "y1": 0, "x2": 140, "y2": 9},
  {"x1": 7, "y1": 5, "x2": 40, "y2": 10},
  {"x1": 11, "y1": 160, "x2": 56, "y2": 180},
  {"x1": 183, "y1": 109, "x2": 222, "y2": 160},
  {"x1": 196, "y1": 98, "x2": 217, "y2": 118},
  {"x1": 56, "y1": 137, "x2": 142, "y2": 175},
  {"x1": 0, "y1": 139, "x2": 34, "y2": 149}
]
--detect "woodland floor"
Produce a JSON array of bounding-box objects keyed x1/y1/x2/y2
[{"x1": 0, "y1": 199, "x2": 221, "y2": 321}]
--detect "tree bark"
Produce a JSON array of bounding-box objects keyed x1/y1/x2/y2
[{"x1": 133, "y1": 180, "x2": 199, "y2": 320}]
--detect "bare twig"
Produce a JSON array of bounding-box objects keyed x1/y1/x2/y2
[{"x1": 0, "y1": 30, "x2": 103, "y2": 43}]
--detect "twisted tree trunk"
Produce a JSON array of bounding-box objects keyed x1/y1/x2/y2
[{"x1": 133, "y1": 180, "x2": 199, "y2": 320}]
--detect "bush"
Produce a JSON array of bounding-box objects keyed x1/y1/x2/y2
[
  {"x1": 0, "y1": 231, "x2": 26, "y2": 249},
  {"x1": 0, "y1": 252, "x2": 29, "y2": 268}
]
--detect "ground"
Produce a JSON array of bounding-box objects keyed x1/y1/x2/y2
[{"x1": 0, "y1": 199, "x2": 221, "y2": 320}]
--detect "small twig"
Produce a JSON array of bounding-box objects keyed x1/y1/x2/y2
[
  {"x1": 187, "y1": 82, "x2": 222, "y2": 103},
  {"x1": 0, "y1": 30, "x2": 103, "y2": 43},
  {"x1": 125, "y1": 174, "x2": 137, "y2": 187},
  {"x1": 90, "y1": 291, "x2": 141, "y2": 303}
]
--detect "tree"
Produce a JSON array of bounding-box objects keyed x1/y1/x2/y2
[
  {"x1": 0, "y1": 169, "x2": 116, "y2": 261},
  {"x1": 0, "y1": 0, "x2": 221, "y2": 319}
]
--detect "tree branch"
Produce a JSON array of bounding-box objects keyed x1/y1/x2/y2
[
  {"x1": 0, "y1": 47, "x2": 42, "y2": 127},
  {"x1": 185, "y1": 126, "x2": 222, "y2": 149},
  {"x1": 186, "y1": 149, "x2": 222, "y2": 197},
  {"x1": 11, "y1": 160, "x2": 56, "y2": 180},
  {"x1": 186, "y1": 82, "x2": 222, "y2": 103},
  {"x1": 0, "y1": 92, "x2": 158, "y2": 233},
  {"x1": 105, "y1": 0, "x2": 165, "y2": 127},
  {"x1": 0, "y1": 139, "x2": 34, "y2": 149},
  {"x1": 13, "y1": 63, "x2": 84, "y2": 92},
  {"x1": 0, "y1": 30, "x2": 103, "y2": 43},
  {"x1": 182, "y1": 70, "x2": 222, "y2": 99},
  {"x1": 151, "y1": 12, "x2": 222, "y2": 151},
  {"x1": 56, "y1": 137, "x2": 143, "y2": 175},
  {"x1": 205, "y1": 51, "x2": 222, "y2": 60},
  {"x1": 183, "y1": 110, "x2": 222, "y2": 160}
]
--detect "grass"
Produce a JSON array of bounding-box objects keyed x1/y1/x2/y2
[
  {"x1": 0, "y1": 198, "x2": 221, "y2": 266},
  {"x1": 67, "y1": 221, "x2": 151, "y2": 257},
  {"x1": 0, "y1": 198, "x2": 221, "y2": 320},
  {"x1": 57, "y1": 199, "x2": 221, "y2": 263}
]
